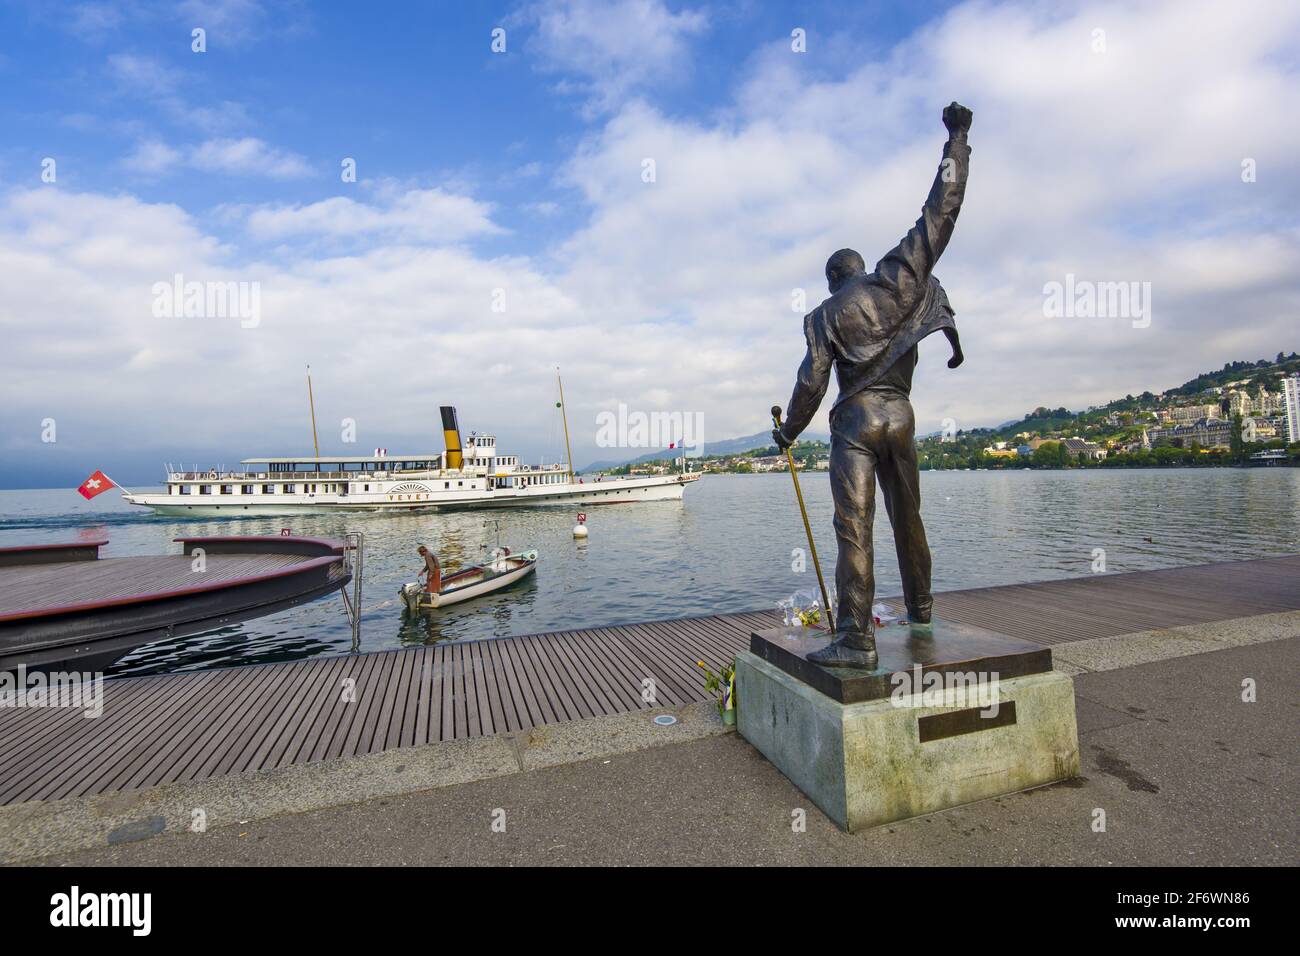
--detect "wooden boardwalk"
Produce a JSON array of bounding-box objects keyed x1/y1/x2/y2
[{"x1": 1, "y1": 555, "x2": 1296, "y2": 805}]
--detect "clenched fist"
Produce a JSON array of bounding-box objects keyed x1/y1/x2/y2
[{"x1": 943, "y1": 101, "x2": 973, "y2": 137}]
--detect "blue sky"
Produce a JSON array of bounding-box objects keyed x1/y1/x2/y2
[
  {"x1": 0, "y1": 2, "x2": 931, "y2": 250},
  {"x1": 1, "y1": 0, "x2": 1298, "y2": 488}
]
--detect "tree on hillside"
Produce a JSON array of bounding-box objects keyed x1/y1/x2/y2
[{"x1": 1033, "y1": 441, "x2": 1063, "y2": 467}]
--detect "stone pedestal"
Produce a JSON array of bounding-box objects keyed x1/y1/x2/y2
[{"x1": 736, "y1": 620, "x2": 1079, "y2": 832}]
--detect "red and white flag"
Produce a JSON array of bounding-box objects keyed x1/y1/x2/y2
[{"x1": 77, "y1": 470, "x2": 115, "y2": 500}]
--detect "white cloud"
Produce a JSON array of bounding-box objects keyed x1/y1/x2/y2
[
  {"x1": 106, "y1": 52, "x2": 253, "y2": 134},
  {"x1": 69, "y1": 3, "x2": 125, "y2": 37},
  {"x1": 120, "y1": 136, "x2": 311, "y2": 180},
  {"x1": 124, "y1": 139, "x2": 183, "y2": 174},
  {"x1": 189, "y1": 137, "x2": 312, "y2": 179},
  {"x1": 513, "y1": 0, "x2": 709, "y2": 111},
  {"x1": 242, "y1": 187, "x2": 503, "y2": 243},
  {"x1": 58, "y1": 1, "x2": 282, "y2": 47},
  {"x1": 178, "y1": 0, "x2": 271, "y2": 44},
  {"x1": 0, "y1": 187, "x2": 584, "y2": 465},
  {"x1": 107, "y1": 53, "x2": 177, "y2": 98}
]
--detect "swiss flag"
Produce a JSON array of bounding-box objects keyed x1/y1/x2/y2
[{"x1": 77, "y1": 470, "x2": 115, "y2": 500}]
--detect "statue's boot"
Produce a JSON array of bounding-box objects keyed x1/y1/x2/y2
[
  {"x1": 907, "y1": 598, "x2": 934, "y2": 627},
  {"x1": 807, "y1": 632, "x2": 879, "y2": 669}
]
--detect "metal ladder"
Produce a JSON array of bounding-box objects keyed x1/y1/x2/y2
[{"x1": 340, "y1": 530, "x2": 365, "y2": 650}]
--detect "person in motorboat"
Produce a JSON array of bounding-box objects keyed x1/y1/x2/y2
[{"x1": 416, "y1": 544, "x2": 442, "y2": 595}]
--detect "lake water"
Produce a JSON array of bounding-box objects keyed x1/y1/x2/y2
[{"x1": 2, "y1": 468, "x2": 1297, "y2": 676}]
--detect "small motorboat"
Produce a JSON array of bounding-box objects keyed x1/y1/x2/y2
[{"x1": 400, "y1": 547, "x2": 538, "y2": 611}]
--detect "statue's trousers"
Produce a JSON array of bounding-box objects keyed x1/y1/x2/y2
[{"x1": 829, "y1": 390, "x2": 933, "y2": 637}]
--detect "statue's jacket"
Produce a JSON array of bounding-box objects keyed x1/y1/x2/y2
[{"x1": 782, "y1": 134, "x2": 971, "y2": 439}]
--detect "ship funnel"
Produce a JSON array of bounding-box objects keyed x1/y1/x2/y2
[{"x1": 440, "y1": 406, "x2": 464, "y2": 471}]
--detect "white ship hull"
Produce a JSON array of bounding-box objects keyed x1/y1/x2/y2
[{"x1": 124, "y1": 473, "x2": 698, "y2": 517}]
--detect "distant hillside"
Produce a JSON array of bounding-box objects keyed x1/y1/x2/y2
[
  {"x1": 582, "y1": 352, "x2": 1298, "y2": 471},
  {"x1": 1165, "y1": 354, "x2": 1299, "y2": 398},
  {"x1": 912, "y1": 350, "x2": 1299, "y2": 470},
  {"x1": 581, "y1": 429, "x2": 829, "y2": 473},
  {"x1": 979, "y1": 352, "x2": 1300, "y2": 442}
]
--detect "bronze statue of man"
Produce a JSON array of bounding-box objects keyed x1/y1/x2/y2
[{"x1": 773, "y1": 101, "x2": 973, "y2": 669}]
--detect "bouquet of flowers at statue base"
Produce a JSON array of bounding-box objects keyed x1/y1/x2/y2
[
  {"x1": 777, "y1": 587, "x2": 833, "y2": 629},
  {"x1": 696, "y1": 658, "x2": 736, "y2": 725}
]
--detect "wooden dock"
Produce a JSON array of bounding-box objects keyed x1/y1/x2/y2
[{"x1": 1, "y1": 555, "x2": 1296, "y2": 806}]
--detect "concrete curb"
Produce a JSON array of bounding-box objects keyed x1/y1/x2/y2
[
  {"x1": 1050, "y1": 609, "x2": 1300, "y2": 674},
  {"x1": 0, "y1": 699, "x2": 730, "y2": 864}
]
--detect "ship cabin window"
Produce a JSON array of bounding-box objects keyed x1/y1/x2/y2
[
  {"x1": 199, "y1": 485, "x2": 212, "y2": 495},
  {"x1": 241, "y1": 485, "x2": 254, "y2": 494},
  {"x1": 263, "y1": 484, "x2": 275, "y2": 494},
  {"x1": 457, "y1": 481, "x2": 463, "y2": 487},
  {"x1": 220, "y1": 485, "x2": 233, "y2": 495},
  {"x1": 176, "y1": 485, "x2": 189, "y2": 495},
  {"x1": 364, "y1": 484, "x2": 370, "y2": 492},
  {"x1": 284, "y1": 484, "x2": 296, "y2": 494},
  {"x1": 444, "y1": 482, "x2": 450, "y2": 489}
]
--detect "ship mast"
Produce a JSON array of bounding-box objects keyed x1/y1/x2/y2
[
  {"x1": 556, "y1": 367, "x2": 575, "y2": 477},
  {"x1": 306, "y1": 365, "x2": 321, "y2": 473}
]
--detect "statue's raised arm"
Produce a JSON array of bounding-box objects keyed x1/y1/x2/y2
[{"x1": 873, "y1": 102, "x2": 972, "y2": 316}]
